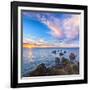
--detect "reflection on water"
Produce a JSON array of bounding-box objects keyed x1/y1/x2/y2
[
  {"x1": 29, "y1": 48, "x2": 33, "y2": 62},
  {"x1": 22, "y1": 48, "x2": 79, "y2": 76}
]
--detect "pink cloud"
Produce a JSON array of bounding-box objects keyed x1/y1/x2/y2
[
  {"x1": 39, "y1": 14, "x2": 80, "y2": 40},
  {"x1": 63, "y1": 15, "x2": 80, "y2": 40},
  {"x1": 40, "y1": 17, "x2": 64, "y2": 39},
  {"x1": 64, "y1": 15, "x2": 80, "y2": 26},
  {"x1": 46, "y1": 21, "x2": 64, "y2": 39}
]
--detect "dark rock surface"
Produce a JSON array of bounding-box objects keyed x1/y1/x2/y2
[
  {"x1": 30, "y1": 63, "x2": 47, "y2": 76},
  {"x1": 55, "y1": 57, "x2": 60, "y2": 66},
  {"x1": 52, "y1": 50, "x2": 56, "y2": 54}
]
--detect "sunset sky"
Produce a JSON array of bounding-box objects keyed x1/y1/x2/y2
[{"x1": 22, "y1": 11, "x2": 80, "y2": 47}]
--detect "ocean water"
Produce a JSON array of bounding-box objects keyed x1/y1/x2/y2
[{"x1": 22, "y1": 48, "x2": 79, "y2": 76}]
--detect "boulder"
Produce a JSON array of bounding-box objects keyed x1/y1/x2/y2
[
  {"x1": 62, "y1": 57, "x2": 70, "y2": 66},
  {"x1": 52, "y1": 50, "x2": 56, "y2": 54},
  {"x1": 59, "y1": 52, "x2": 64, "y2": 56},
  {"x1": 55, "y1": 57, "x2": 60, "y2": 66},
  {"x1": 30, "y1": 63, "x2": 47, "y2": 76},
  {"x1": 69, "y1": 53, "x2": 76, "y2": 61}
]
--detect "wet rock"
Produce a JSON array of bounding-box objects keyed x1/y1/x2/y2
[
  {"x1": 59, "y1": 52, "x2": 64, "y2": 56},
  {"x1": 52, "y1": 50, "x2": 56, "y2": 54},
  {"x1": 28, "y1": 57, "x2": 79, "y2": 77},
  {"x1": 69, "y1": 53, "x2": 76, "y2": 61},
  {"x1": 30, "y1": 63, "x2": 47, "y2": 76},
  {"x1": 64, "y1": 51, "x2": 66, "y2": 53},
  {"x1": 62, "y1": 57, "x2": 70, "y2": 66},
  {"x1": 55, "y1": 57, "x2": 60, "y2": 66}
]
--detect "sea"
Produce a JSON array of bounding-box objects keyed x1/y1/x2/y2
[{"x1": 22, "y1": 48, "x2": 79, "y2": 76}]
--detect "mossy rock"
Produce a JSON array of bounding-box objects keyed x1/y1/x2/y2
[
  {"x1": 64, "y1": 63, "x2": 79, "y2": 74},
  {"x1": 54, "y1": 69, "x2": 67, "y2": 75},
  {"x1": 47, "y1": 68, "x2": 67, "y2": 75},
  {"x1": 62, "y1": 57, "x2": 70, "y2": 65},
  {"x1": 72, "y1": 64, "x2": 79, "y2": 74},
  {"x1": 64, "y1": 64, "x2": 74, "y2": 74}
]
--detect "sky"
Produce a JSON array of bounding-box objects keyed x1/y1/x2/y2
[{"x1": 22, "y1": 11, "x2": 80, "y2": 47}]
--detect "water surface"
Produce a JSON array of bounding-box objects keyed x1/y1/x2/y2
[{"x1": 22, "y1": 48, "x2": 79, "y2": 76}]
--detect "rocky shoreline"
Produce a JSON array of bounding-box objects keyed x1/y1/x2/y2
[{"x1": 23, "y1": 52, "x2": 79, "y2": 77}]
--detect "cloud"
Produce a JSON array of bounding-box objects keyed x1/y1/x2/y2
[
  {"x1": 23, "y1": 12, "x2": 80, "y2": 45},
  {"x1": 23, "y1": 12, "x2": 65, "y2": 39},
  {"x1": 43, "y1": 20, "x2": 64, "y2": 39},
  {"x1": 23, "y1": 38, "x2": 35, "y2": 44},
  {"x1": 34, "y1": 13, "x2": 80, "y2": 41},
  {"x1": 35, "y1": 13, "x2": 64, "y2": 39},
  {"x1": 63, "y1": 15, "x2": 80, "y2": 40},
  {"x1": 36, "y1": 39, "x2": 46, "y2": 45},
  {"x1": 23, "y1": 37, "x2": 47, "y2": 45}
]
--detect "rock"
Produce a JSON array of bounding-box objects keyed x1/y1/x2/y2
[
  {"x1": 52, "y1": 50, "x2": 56, "y2": 54},
  {"x1": 30, "y1": 63, "x2": 47, "y2": 76},
  {"x1": 47, "y1": 68, "x2": 67, "y2": 75},
  {"x1": 29, "y1": 58, "x2": 79, "y2": 77},
  {"x1": 63, "y1": 63, "x2": 79, "y2": 74},
  {"x1": 69, "y1": 53, "x2": 76, "y2": 61},
  {"x1": 64, "y1": 51, "x2": 66, "y2": 53},
  {"x1": 55, "y1": 57, "x2": 60, "y2": 66},
  {"x1": 62, "y1": 57, "x2": 70, "y2": 66},
  {"x1": 72, "y1": 64, "x2": 79, "y2": 74},
  {"x1": 64, "y1": 64, "x2": 73, "y2": 74},
  {"x1": 59, "y1": 52, "x2": 64, "y2": 56}
]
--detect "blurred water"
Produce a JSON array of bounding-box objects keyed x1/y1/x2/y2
[{"x1": 22, "y1": 48, "x2": 79, "y2": 76}]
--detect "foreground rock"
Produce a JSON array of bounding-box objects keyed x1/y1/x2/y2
[
  {"x1": 28, "y1": 60, "x2": 79, "y2": 77},
  {"x1": 30, "y1": 63, "x2": 47, "y2": 76}
]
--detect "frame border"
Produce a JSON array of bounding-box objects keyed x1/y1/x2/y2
[{"x1": 11, "y1": 1, "x2": 88, "y2": 88}]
